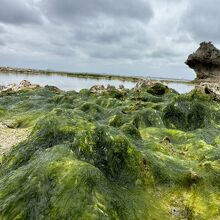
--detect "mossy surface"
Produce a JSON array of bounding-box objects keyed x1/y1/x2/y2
[{"x1": 1, "y1": 85, "x2": 220, "y2": 219}]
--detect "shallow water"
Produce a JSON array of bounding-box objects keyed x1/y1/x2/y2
[
  {"x1": 0, "y1": 72, "x2": 195, "y2": 93},
  {"x1": 163, "y1": 82, "x2": 195, "y2": 94},
  {"x1": 0, "y1": 72, "x2": 135, "y2": 91}
]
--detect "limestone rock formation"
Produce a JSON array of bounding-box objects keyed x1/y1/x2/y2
[{"x1": 186, "y1": 42, "x2": 220, "y2": 79}]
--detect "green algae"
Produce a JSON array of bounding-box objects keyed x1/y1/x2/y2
[{"x1": 1, "y1": 84, "x2": 220, "y2": 219}]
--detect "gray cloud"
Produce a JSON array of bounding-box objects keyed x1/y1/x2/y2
[
  {"x1": 2, "y1": 0, "x2": 218, "y2": 80},
  {"x1": 180, "y1": 0, "x2": 220, "y2": 43},
  {"x1": 0, "y1": 0, "x2": 43, "y2": 25},
  {"x1": 35, "y1": 0, "x2": 154, "y2": 62},
  {"x1": 0, "y1": 40, "x2": 5, "y2": 46},
  {"x1": 0, "y1": 25, "x2": 6, "y2": 33},
  {"x1": 41, "y1": 0, "x2": 153, "y2": 23}
]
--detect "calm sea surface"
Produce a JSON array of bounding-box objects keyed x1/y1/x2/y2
[{"x1": 0, "y1": 72, "x2": 195, "y2": 94}]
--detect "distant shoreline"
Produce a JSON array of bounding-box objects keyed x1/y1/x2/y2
[{"x1": 0, "y1": 66, "x2": 193, "y2": 84}]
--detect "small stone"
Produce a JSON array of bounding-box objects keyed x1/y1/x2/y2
[
  {"x1": 163, "y1": 136, "x2": 171, "y2": 143},
  {"x1": 3, "y1": 120, "x2": 17, "y2": 129},
  {"x1": 90, "y1": 85, "x2": 105, "y2": 94},
  {"x1": 119, "y1": 84, "x2": 124, "y2": 89},
  {"x1": 107, "y1": 84, "x2": 116, "y2": 90},
  {"x1": 19, "y1": 80, "x2": 31, "y2": 87},
  {"x1": 44, "y1": 85, "x2": 61, "y2": 92}
]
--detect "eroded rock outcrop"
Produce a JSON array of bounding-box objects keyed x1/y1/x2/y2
[
  {"x1": 196, "y1": 82, "x2": 220, "y2": 101},
  {"x1": 90, "y1": 84, "x2": 125, "y2": 94},
  {"x1": 0, "y1": 80, "x2": 40, "y2": 94},
  {"x1": 186, "y1": 42, "x2": 220, "y2": 79},
  {"x1": 135, "y1": 79, "x2": 172, "y2": 95},
  {"x1": 0, "y1": 80, "x2": 61, "y2": 95}
]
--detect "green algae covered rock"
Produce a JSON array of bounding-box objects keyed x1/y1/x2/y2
[{"x1": 1, "y1": 83, "x2": 220, "y2": 219}]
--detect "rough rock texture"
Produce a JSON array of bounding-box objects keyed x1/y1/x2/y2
[
  {"x1": 196, "y1": 82, "x2": 220, "y2": 101},
  {"x1": 0, "y1": 80, "x2": 40, "y2": 94},
  {"x1": 0, "y1": 125, "x2": 30, "y2": 155},
  {"x1": 90, "y1": 85, "x2": 105, "y2": 94},
  {"x1": 186, "y1": 42, "x2": 220, "y2": 79},
  {"x1": 90, "y1": 84, "x2": 126, "y2": 94},
  {"x1": 1, "y1": 83, "x2": 220, "y2": 219},
  {"x1": 0, "y1": 80, "x2": 61, "y2": 95}
]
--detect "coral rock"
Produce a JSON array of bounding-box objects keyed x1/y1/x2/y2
[
  {"x1": 89, "y1": 85, "x2": 105, "y2": 94},
  {"x1": 0, "y1": 80, "x2": 41, "y2": 94},
  {"x1": 196, "y1": 82, "x2": 220, "y2": 100}
]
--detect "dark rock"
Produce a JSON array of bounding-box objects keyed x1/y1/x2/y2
[
  {"x1": 119, "y1": 84, "x2": 125, "y2": 89},
  {"x1": 44, "y1": 85, "x2": 61, "y2": 92},
  {"x1": 0, "y1": 86, "x2": 5, "y2": 91},
  {"x1": 162, "y1": 136, "x2": 171, "y2": 143},
  {"x1": 186, "y1": 42, "x2": 220, "y2": 79},
  {"x1": 135, "y1": 79, "x2": 153, "y2": 89},
  {"x1": 107, "y1": 84, "x2": 116, "y2": 90},
  {"x1": 89, "y1": 85, "x2": 105, "y2": 94},
  {"x1": 147, "y1": 83, "x2": 169, "y2": 95}
]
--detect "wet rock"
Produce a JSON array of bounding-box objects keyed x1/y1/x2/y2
[
  {"x1": 196, "y1": 82, "x2": 220, "y2": 100},
  {"x1": 162, "y1": 136, "x2": 171, "y2": 143},
  {"x1": 2, "y1": 120, "x2": 17, "y2": 129},
  {"x1": 186, "y1": 42, "x2": 220, "y2": 79},
  {"x1": 90, "y1": 85, "x2": 105, "y2": 94},
  {"x1": 19, "y1": 80, "x2": 31, "y2": 87},
  {"x1": 107, "y1": 84, "x2": 116, "y2": 90},
  {"x1": 119, "y1": 84, "x2": 125, "y2": 89},
  {"x1": 0, "y1": 86, "x2": 5, "y2": 91},
  {"x1": 0, "y1": 80, "x2": 40, "y2": 94},
  {"x1": 44, "y1": 85, "x2": 61, "y2": 92},
  {"x1": 19, "y1": 80, "x2": 40, "y2": 90},
  {"x1": 147, "y1": 83, "x2": 169, "y2": 95},
  {"x1": 171, "y1": 206, "x2": 193, "y2": 219},
  {"x1": 190, "y1": 171, "x2": 201, "y2": 183},
  {"x1": 135, "y1": 79, "x2": 153, "y2": 90},
  {"x1": 171, "y1": 207, "x2": 182, "y2": 217},
  {"x1": 134, "y1": 80, "x2": 170, "y2": 95},
  {"x1": 0, "y1": 122, "x2": 7, "y2": 129}
]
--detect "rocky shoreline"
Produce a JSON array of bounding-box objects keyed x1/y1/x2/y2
[
  {"x1": 1, "y1": 73, "x2": 219, "y2": 155},
  {"x1": 1, "y1": 77, "x2": 220, "y2": 219},
  {"x1": 2, "y1": 42, "x2": 220, "y2": 219}
]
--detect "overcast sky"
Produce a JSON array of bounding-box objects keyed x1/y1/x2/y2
[{"x1": 0, "y1": 0, "x2": 219, "y2": 79}]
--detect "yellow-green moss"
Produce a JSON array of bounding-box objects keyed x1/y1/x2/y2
[{"x1": 1, "y1": 84, "x2": 220, "y2": 219}]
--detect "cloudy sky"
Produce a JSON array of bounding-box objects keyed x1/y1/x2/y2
[{"x1": 0, "y1": 0, "x2": 219, "y2": 79}]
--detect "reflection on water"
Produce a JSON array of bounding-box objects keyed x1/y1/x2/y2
[
  {"x1": 0, "y1": 72, "x2": 195, "y2": 94},
  {"x1": 0, "y1": 72, "x2": 136, "y2": 91},
  {"x1": 163, "y1": 82, "x2": 195, "y2": 94}
]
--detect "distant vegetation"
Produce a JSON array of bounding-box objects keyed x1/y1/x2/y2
[{"x1": 0, "y1": 66, "x2": 192, "y2": 83}]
